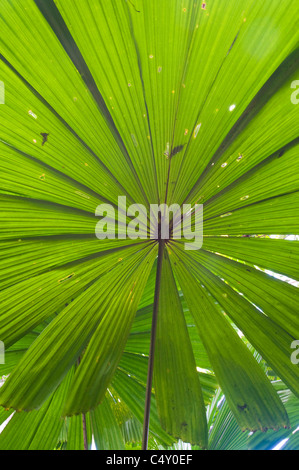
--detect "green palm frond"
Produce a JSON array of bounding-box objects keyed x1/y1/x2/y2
[{"x1": 0, "y1": 0, "x2": 299, "y2": 450}]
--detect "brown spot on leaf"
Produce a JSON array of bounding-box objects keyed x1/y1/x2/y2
[
  {"x1": 237, "y1": 404, "x2": 248, "y2": 411},
  {"x1": 40, "y1": 133, "x2": 49, "y2": 146}
]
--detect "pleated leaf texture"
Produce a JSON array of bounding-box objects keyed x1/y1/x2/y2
[{"x1": 0, "y1": 0, "x2": 299, "y2": 450}]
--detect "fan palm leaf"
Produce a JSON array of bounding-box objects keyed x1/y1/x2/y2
[{"x1": 0, "y1": 0, "x2": 299, "y2": 449}]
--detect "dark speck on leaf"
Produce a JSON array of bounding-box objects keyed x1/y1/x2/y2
[
  {"x1": 127, "y1": 0, "x2": 140, "y2": 12},
  {"x1": 237, "y1": 404, "x2": 248, "y2": 411},
  {"x1": 170, "y1": 144, "x2": 186, "y2": 158},
  {"x1": 40, "y1": 133, "x2": 49, "y2": 146},
  {"x1": 278, "y1": 149, "x2": 285, "y2": 158}
]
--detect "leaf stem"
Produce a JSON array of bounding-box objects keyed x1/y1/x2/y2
[
  {"x1": 142, "y1": 239, "x2": 165, "y2": 450},
  {"x1": 77, "y1": 356, "x2": 88, "y2": 450},
  {"x1": 82, "y1": 412, "x2": 88, "y2": 450}
]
